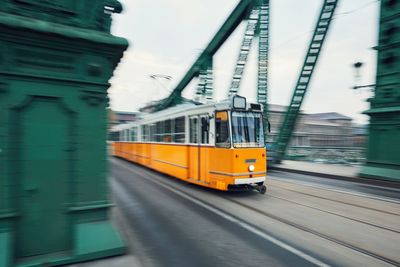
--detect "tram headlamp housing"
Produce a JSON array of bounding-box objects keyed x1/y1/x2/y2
[
  {"x1": 232, "y1": 95, "x2": 246, "y2": 110},
  {"x1": 248, "y1": 165, "x2": 255, "y2": 172}
]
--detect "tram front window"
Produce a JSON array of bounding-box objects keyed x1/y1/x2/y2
[{"x1": 232, "y1": 111, "x2": 264, "y2": 148}]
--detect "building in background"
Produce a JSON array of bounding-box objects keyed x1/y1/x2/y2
[
  {"x1": 108, "y1": 109, "x2": 140, "y2": 127},
  {"x1": 267, "y1": 104, "x2": 366, "y2": 163}
]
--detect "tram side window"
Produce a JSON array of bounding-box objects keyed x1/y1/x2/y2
[
  {"x1": 163, "y1": 119, "x2": 172, "y2": 142},
  {"x1": 131, "y1": 127, "x2": 138, "y2": 142},
  {"x1": 156, "y1": 121, "x2": 164, "y2": 142},
  {"x1": 190, "y1": 117, "x2": 198, "y2": 143},
  {"x1": 108, "y1": 131, "x2": 119, "y2": 141},
  {"x1": 173, "y1": 117, "x2": 185, "y2": 143},
  {"x1": 215, "y1": 111, "x2": 230, "y2": 148},
  {"x1": 122, "y1": 129, "x2": 129, "y2": 141},
  {"x1": 150, "y1": 124, "x2": 156, "y2": 142},
  {"x1": 142, "y1": 125, "x2": 150, "y2": 142},
  {"x1": 200, "y1": 116, "x2": 209, "y2": 144}
]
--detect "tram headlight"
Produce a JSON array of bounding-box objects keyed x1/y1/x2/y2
[
  {"x1": 248, "y1": 165, "x2": 255, "y2": 172},
  {"x1": 232, "y1": 95, "x2": 246, "y2": 109}
]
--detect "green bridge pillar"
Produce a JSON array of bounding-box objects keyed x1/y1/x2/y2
[
  {"x1": 360, "y1": 0, "x2": 400, "y2": 182},
  {"x1": 0, "y1": 1, "x2": 128, "y2": 266}
]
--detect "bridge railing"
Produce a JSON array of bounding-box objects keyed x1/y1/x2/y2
[{"x1": 270, "y1": 146, "x2": 366, "y2": 165}]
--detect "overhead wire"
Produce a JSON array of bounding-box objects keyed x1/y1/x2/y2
[{"x1": 334, "y1": 0, "x2": 379, "y2": 17}]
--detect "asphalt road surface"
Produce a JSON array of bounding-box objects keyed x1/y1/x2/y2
[{"x1": 110, "y1": 157, "x2": 400, "y2": 267}]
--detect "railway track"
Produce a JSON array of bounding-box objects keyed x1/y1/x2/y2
[
  {"x1": 265, "y1": 193, "x2": 400, "y2": 234},
  {"x1": 226, "y1": 198, "x2": 400, "y2": 267},
  {"x1": 111, "y1": 158, "x2": 400, "y2": 267},
  {"x1": 268, "y1": 177, "x2": 400, "y2": 216}
]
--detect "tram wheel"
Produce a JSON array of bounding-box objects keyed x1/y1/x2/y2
[{"x1": 259, "y1": 185, "x2": 267, "y2": 194}]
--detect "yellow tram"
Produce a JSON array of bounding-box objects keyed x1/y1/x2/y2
[{"x1": 110, "y1": 95, "x2": 268, "y2": 193}]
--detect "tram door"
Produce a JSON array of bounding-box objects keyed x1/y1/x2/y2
[{"x1": 189, "y1": 114, "x2": 210, "y2": 182}]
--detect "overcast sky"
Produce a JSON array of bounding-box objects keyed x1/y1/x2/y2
[{"x1": 110, "y1": 0, "x2": 379, "y2": 124}]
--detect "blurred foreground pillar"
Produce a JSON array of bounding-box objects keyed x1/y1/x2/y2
[
  {"x1": 360, "y1": 0, "x2": 400, "y2": 182},
  {"x1": 0, "y1": 1, "x2": 128, "y2": 266}
]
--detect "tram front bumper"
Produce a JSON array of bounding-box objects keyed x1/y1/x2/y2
[{"x1": 234, "y1": 176, "x2": 265, "y2": 185}]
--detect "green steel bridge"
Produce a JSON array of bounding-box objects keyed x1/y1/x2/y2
[{"x1": 145, "y1": 0, "x2": 400, "y2": 182}]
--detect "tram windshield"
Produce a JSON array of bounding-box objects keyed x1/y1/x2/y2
[{"x1": 231, "y1": 111, "x2": 265, "y2": 148}]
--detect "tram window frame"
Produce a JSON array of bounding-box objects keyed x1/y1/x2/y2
[
  {"x1": 173, "y1": 116, "x2": 185, "y2": 143},
  {"x1": 215, "y1": 111, "x2": 231, "y2": 148}
]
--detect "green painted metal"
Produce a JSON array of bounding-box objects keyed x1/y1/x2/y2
[
  {"x1": 0, "y1": 1, "x2": 128, "y2": 266},
  {"x1": 273, "y1": 0, "x2": 339, "y2": 163},
  {"x1": 155, "y1": 0, "x2": 269, "y2": 111},
  {"x1": 228, "y1": 6, "x2": 259, "y2": 96},
  {"x1": 359, "y1": 0, "x2": 400, "y2": 182},
  {"x1": 256, "y1": 0, "x2": 269, "y2": 110},
  {"x1": 225, "y1": 0, "x2": 270, "y2": 141},
  {"x1": 0, "y1": 232, "x2": 10, "y2": 267},
  {"x1": 226, "y1": 0, "x2": 270, "y2": 136},
  {"x1": 74, "y1": 221, "x2": 125, "y2": 260},
  {"x1": 155, "y1": 0, "x2": 257, "y2": 111},
  {"x1": 256, "y1": 0, "x2": 270, "y2": 140},
  {"x1": 17, "y1": 100, "x2": 71, "y2": 258},
  {"x1": 195, "y1": 57, "x2": 214, "y2": 102}
]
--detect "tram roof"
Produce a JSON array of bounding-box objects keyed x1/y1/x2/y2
[{"x1": 112, "y1": 98, "x2": 262, "y2": 131}]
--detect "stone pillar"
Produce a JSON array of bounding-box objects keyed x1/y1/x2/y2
[
  {"x1": 0, "y1": 1, "x2": 128, "y2": 266},
  {"x1": 360, "y1": 0, "x2": 400, "y2": 182}
]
